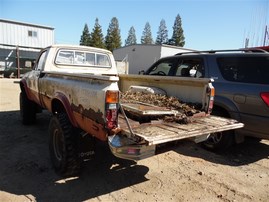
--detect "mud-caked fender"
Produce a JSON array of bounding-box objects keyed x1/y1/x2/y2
[{"x1": 51, "y1": 92, "x2": 78, "y2": 127}]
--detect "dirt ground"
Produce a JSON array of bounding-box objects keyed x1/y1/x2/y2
[{"x1": 0, "y1": 78, "x2": 269, "y2": 202}]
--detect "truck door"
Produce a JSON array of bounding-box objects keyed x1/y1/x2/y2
[{"x1": 26, "y1": 50, "x2": 48, "y2": 106}]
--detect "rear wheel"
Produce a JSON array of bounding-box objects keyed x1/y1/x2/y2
[
  {"x1": 49, "y1": 113, "x2": 80, "y2": 176},
  {"x1": 202, "y1": 109, "x2": 234, "y2": 151},
  {"x1": 20, "y1": 92, "x2": 36, "y2": 125},
  {"x1": 202, "y1": 130, "x2": 234, "y2": 151}
]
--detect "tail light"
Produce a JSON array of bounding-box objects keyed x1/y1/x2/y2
[
  {"x1": 261, "y1": 92, "x2": 269, "y2": 107},
  {"x1": 105, "y1": 90, "x2": 119, "y2": 130},
  {"x1": 206, "y1": 83, "x2": 215, "y2": 114}
]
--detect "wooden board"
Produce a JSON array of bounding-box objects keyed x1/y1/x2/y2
[
  {"x1": 119, "y1": 115, "x2": 244, "y2": 145},
  {"x1": 121, "y1": 102, "x2": 178, "y2": 116}
]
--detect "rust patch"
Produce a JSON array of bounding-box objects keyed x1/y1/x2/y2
[
  {"x1": 73, "y1": 111, "x2": 107, "y2": 141},
  {"x1": 71, "y1": 104, "x2": 107, "y2": 140},
  {"x1": 71, "y1": 103, "x2": 105, "y2": 125}
]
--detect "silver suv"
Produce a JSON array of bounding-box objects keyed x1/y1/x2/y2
[{"x1": 143, "y1": 49, "x2": 269, "y2": 150}]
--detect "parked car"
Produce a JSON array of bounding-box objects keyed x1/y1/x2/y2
[
  {"x1": 142, "y1": 49, "x2": 269, "y2": 150},
  {"x1": 3, "y1": 60, "x2": 34, "y2": 78},
  {"x1": 3, "y1": 66, "x2": 32, "y2": 78},
  {"x1": 0, "y1": 65, "x2": 5, "y2": 77}
]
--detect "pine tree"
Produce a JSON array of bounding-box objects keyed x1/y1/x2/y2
[
  {"x1": 169, "y1": 14, "x2": 185, "y2": 47},
  {"x1": 80, "y1": 23, "x2": 91, "y2": 46},
  {"x1": 141, "y1": 22, "x2": 153, "y2": 44},
  {"x1": 90, "y1": 18, "x2": 105, "y2": 49},
  {"x1": 156, "y1": 19, "x2": 168, "y2": 45},
  {"x1": 125, "y1": 26, "x2": 137, "y2": 46},
  {"x1": 105, "y1": 17, "x2": 122, "y2": 51}
]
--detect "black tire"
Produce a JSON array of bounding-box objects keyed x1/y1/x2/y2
[
  {"x1": 202, "y1": 130, "x2": 234, "y2": 151},
  {"x1": 49, "y1": 113, "x2": 80, "y2": 176},
  {"x1": 202, "y1": 109, "x2": 235, "y2": 151},
  {"x1": 20, "y1": 92, "x2": 36, "y2": 125}
]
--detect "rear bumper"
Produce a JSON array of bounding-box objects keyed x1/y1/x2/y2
[
  {"x1": 108, "y1": 135, "x2": 156, "y2": 161},
  {"x1": 108, "y1": 114, "x2": 244, "y2": 160}
]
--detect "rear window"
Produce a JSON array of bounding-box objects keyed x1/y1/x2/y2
[
  {"x1": 55, "y1": 49, "x2": 111, "y2": 67},
  {"x1": 217, "y1": 56, "x2": 269, "y2": 84}
]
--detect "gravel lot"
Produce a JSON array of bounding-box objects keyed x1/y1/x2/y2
[{"x1": 0, "y1": 78, "x2": 269, "y2": 202}]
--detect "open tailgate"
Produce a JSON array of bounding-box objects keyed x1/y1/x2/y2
[
  {"x1": 108, "y1": 103, "x2": 243, "y2": 161},
  {"x1": 120, "y1": 102, "x2": 244, "y2": 145},
  {"x1": 127, "y1": 115, "x2": 244, "y2": 145}
]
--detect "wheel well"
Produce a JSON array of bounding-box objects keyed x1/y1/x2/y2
[
  {"x1": 51, "y1": 99, "x2": 66, "y2": 114},
  {"x1": 51, "y1": 96, "x2": 77, "y2": 127},
  {"x1": 212, "y1": 105, "x2": 230, "y2": 118}
]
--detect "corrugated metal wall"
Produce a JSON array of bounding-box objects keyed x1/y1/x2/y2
[
  {"x1": 0, "y1": 19, "x2": 54, "y2": 48},
  {"x1": 113, "y1": 44, "x2": 195, "y2": 74},
  {"x1": 113, "y1": 45, "x2": 161, "y2": 74},
  {"x1": 0, "y1": 19, "x2": 54, "y2": 77},
  {"x1": 160, "y1": 45, "x2": 194, "y2": 57}
]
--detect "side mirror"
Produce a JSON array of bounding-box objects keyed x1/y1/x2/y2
[{"x1": 138, "y1": 70, "x2": 145, "y2": 75}]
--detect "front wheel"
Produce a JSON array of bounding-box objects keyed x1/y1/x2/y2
[
  {"x1": 49, "y1": 113, "x2": 80, "y2": 176},
  {"x1": 20, "y1": 92, "x2": 36, "y2": 125}
]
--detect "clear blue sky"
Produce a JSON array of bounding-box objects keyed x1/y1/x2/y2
[{"x1": 1, "y1": 0, "x2": 268, "y2": 50}]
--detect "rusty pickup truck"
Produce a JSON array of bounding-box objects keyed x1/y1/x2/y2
[{"x1": 19, "y1": 44, "x2": 243, "y2": 176}]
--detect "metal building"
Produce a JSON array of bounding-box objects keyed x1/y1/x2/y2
[
  {"x1": 0, "y1": 19, "x2": 54, "y2": 77},
  {"x1": 113, "y1": 44, "x2": 195, "y2": 74}
]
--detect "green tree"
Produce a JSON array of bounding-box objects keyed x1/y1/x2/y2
[
  {"x1": 169, "y1": 14, "x2": 185, "y2": 46},
  {"x1": 156, "y1": 19, "x2": 168, "y2": 45},
  {"x1": 80, "y1": 23, "x2": 91, "y2": 46},
  {"x1": 141, "y1": 22, "x2": 153, "y2": 44},
  {"x1": 90, "y1": 18, "x2": 105, "y2": 48},
  {"x1": 105, "y1": 17, "x2": 122, "y2": 51},
  {"x1": 125, "y1": 26, "x2": 137, "y2": 46}
]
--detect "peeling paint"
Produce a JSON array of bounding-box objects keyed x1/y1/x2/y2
[
  {"x1": 73, "y1": 111, "x2": 107, "y2": 141},
  {"x1": 71, "y1": 103, "x2": 104, "y2": 125}
]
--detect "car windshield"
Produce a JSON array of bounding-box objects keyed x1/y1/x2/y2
[
  {"x1": 217, "y1": 56, "x2": 269, "y2": 84},
  {"x1": 55, "y1": 49, "x2": 111, "y2": 68},
  {"x1": 147, "y1": 59, "x2": 175, "y2": 76}
]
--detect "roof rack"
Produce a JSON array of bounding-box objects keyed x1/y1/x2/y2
[{"x1": 175, "y1": 48, "x2": 268, "y2": 55}]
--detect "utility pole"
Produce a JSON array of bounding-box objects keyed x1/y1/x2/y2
[
  {"x1": 245, "y1": 38, "x2": 249, "y2": 48},
  {"x1": 263, "y1": 25, "x2": 268, "y2": 46},
  {"x1": 16, "y1": 46, "x2": 20, "y2": 78}
]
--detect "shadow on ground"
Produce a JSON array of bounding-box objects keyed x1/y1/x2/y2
[
  {"x1": 156, "y1": 137, "x2": 269, "y2": 166},
  {"x1": 0, "y1": 111, "x2": 149, "y2": 201}
]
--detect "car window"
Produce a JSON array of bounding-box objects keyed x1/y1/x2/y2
[
  {"x1": 35, "y1": 50, "x2": 48, "y2": 71},
  {"x1": 55, "y1": 49, "x2": 111, "y2": 67},
  {"x1": 175, "y1": 58, "x2": 204, "y2": 77},
  {"x1": 97, "y1": 54, "x2": 110, "y2": 66},
  {"x1": 147, "y1": 59, "x2": 175, "y2": 76},
  {"x1": 217, "y1": 56, "x2": 269, "y2": 84}
]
